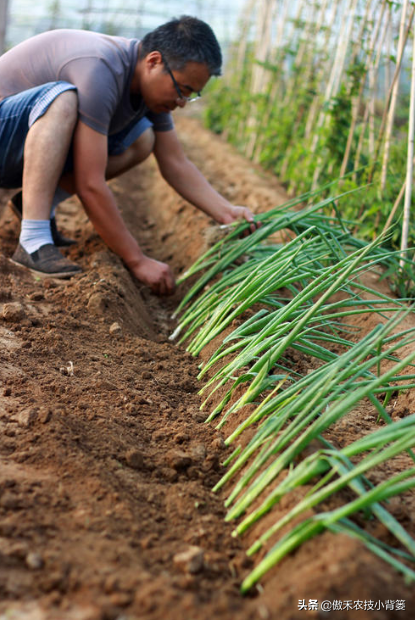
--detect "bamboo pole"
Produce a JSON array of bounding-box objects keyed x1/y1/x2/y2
[
  {"x1": 378, "y1": 180, "x2": 406, "y2": 239},
  {"x1": 340, "y1": 0, "x2": 388, "y2": 178},
  {"x1": 235, "y1": 0, "x2": 257, "y2": 76},
  {"x1": 348, "y1": 0, "x2": 375, "y2": 71},
  {"x1": 400, "y1": 19, "x2": 415, "y2": 268},
  {"x1": 245, "y1": 0, "x2": 274, "y2": 159},
  {"x1": 233, "y1": 0, "x2": 257, "y2": 142},
  {"x1": 253, "y1": 0, "x2": 327, "y2": 165},
  {"x1": 280, "y1": 0, "x2": 319, "y2": 108},
  {"x1": 385, "y1": 3, "x2": 393, "y2": 105},
  {"x1": 303, "y1": 0, "x2": 343, "y2": 140},
  {"x1": 366, "y1": 4, "x2": 414, "y2": 182},
  {"x1": 261, "y1": 0, "x2": 304, "y2": 109},
  {"x1": 381, "y1": 0, "x2": 409, "y2": 192},
  {"x1": 252, "y1": 0, "x2": 292, "y2": 162},
  {"x1": 310, "y1": 0, "x2": 359, "y2": 157},
  {"x1": 309, "y1": 0, "x2": 360, "y2": 193},
  {"x1": 368, "y1": 22, "x2": 387, "y2": 158}
]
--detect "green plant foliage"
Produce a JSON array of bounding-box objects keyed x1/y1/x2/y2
[
  {"x1": 204, "y1": 27, "x2": 415, "y2": 252},
  {"x1": 173, "y1": 195, "x2": 415, "y2": 592}
]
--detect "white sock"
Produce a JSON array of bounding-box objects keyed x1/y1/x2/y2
[
  {"x1": 50, "y1": 187, "x2": 72, "y2": 218},
  {"x1": 20, "y1": 220, "x2": 53, "y2": 254}
]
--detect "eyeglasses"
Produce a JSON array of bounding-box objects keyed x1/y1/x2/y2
[{"x1": 161, "y1": 54, "x2": 202, "y2": 103}]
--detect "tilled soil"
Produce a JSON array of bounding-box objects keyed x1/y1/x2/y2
[{"x1": 0, "y1": 116, "x2": 415, "y2": 620}]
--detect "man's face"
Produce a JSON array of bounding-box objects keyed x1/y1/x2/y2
[{"x1": 139, "y1": 52, "x2": 211, "y2": 113}]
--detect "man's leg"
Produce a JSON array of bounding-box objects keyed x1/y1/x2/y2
[
  {"x1": 12, "y1": 89, "x2": 82, "y2": 277},
  {"x1": 11, "y1": 120, "x2": 154, "y2": 251},
  {"x1": 22, "y1": 90, "x2": 78, "y2": 220}
]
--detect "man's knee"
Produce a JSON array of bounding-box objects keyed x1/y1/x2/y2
[{"x1": 129, "y1": 127, "x2": 155, "y2": 164}]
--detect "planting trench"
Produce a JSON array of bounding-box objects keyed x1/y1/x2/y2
[{"x1": 0, "y1": 116, "x2": 415, "y2": 620}]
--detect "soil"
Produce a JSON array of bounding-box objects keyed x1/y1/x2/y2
[{"x1": 0, "y1": 116, "x2": 415, "y2": 620}]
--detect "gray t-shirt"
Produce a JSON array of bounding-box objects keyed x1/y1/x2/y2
[{"x1": 0, "y1": 29, "x2": 173, "y2": 136}]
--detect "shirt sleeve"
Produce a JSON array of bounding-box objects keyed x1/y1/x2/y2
[
  {"x1": 146, "y1": 111, "x2": 174, "y2": 132},
  {"x1": 59, "y1": 57, "x2": 120, "y2": 135}
]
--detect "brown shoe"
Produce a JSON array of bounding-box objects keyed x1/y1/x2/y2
[
  {"x1": 11, "y1": 243, "x2": 82, "y2": 278},
  {"x1": 9, "y1": 191, "x2": 76, "y2": 247}
]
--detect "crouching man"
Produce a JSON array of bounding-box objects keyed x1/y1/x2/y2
[{"x1": 0, "y1": 16, "x2": 256, "y2": 294}]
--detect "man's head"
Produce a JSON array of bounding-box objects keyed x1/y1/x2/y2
[
  {"x1": 134, "y1": 16, "x2": 222, "y2": 113},
  {"x1": 139, "y1": 16, "x2": 222, "y2": 76}
]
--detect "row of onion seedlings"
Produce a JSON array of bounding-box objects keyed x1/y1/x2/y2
[{"x1": 172, "y1": 194, "x2": 415, "y2": 592}]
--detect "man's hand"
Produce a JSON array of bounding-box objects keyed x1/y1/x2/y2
[
  {"x1": 128, "y1": 255, "x2": 176, "y2": 296},
  {"x1": 220, "y1": 205, "x2": 260, "y2": 234},
  {"x1": 153, "y1": 131, "x2": 260, "y2": 234}
]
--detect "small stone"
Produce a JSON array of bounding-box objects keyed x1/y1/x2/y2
[
  {"x1": 125, "y1": 449, "x2": 144, "y2": 470},
  {"x1": 109, "y1": 322, "x2": 122, "y2": 337},
  {"x1": 173, "y1": 546, "x2": 204, "y2": 574},
  {"x1": 38, "y1": 408, "x2": 52, "y2": 424},
  {"x1": 191, "y1": 444, "x2": 207, "y2": 462},
  {"x1": 166, "y1": 450, "x2": 192, "y2": 471},
  {"x1": 2, "y1": 302, "x2": 25, "y2": 323},
  {"x1": 17, "y1": 407, "x2": 38, "y2": 428},
  {"x1": 87, "y1": 292, "x2": 109, "y2": 314},
  {"x1": 192, "y1": 411, "x2": 207, "y2": 423},
  {"x1": 26, "y1": 552, "x2": 44, "y2": 570}
]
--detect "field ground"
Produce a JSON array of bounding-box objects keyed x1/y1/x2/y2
[{"x1": 1, "y1": 117, "x2": 415, "y2": 620}]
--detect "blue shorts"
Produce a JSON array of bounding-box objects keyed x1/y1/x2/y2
[{"x1": 0, "y1": 81, "x2": 152, "y2": 189}]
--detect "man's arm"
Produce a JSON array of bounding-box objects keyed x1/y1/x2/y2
[
  {"x1": 72, "y1": 121, "x2": 175, "y2": 295},
  {"x1": 153, "y1": 128, "x2": 257, "y2": 230}
]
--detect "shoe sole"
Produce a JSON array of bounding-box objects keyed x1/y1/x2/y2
[{"x1": 9, "y1": 257, "x2": 81, "y2": 279}]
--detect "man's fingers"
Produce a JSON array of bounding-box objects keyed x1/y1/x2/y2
[
  {"x1": 247, "y1": 218, "x2": 257, "y2": 234},
  {"x1": 242, "y1": 208, "x2": 261, "y2": 235},
  {"x1": 159, "y1": 271, "x2": 176, "y2": 296},
  {"x1": 130, "y1": 256, "x2": 176, "y2": 296},
  {"x1": 156, "y1": 280, "x2": 166, "y2": 296},
  {"x1": 162, "y1": 268, "x2": 176, "y2": 295}
]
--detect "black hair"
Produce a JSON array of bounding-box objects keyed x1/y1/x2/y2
[{"x1": 139, "y1": 15, "x2": 222, "y2": 76}]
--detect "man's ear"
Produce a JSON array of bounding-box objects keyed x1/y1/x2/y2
[{"x1": 145, "y1": 51, "x2": 163, "y2": 70}]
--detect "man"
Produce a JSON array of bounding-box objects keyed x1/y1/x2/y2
[{"x1": 0, "y1": 16, "x2": 256, "y2": 295}]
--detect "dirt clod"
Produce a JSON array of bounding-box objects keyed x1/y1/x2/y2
[
  {"x1": 87, "y1": 292, "x2": 109, "y2": 314},
  {"x1": 173, "y1": 546, "x2": 205, "y2": 574},
  {"x1": 109, "y1": 321, "x2": 122, "y2": 337},
  {"x1": 125, "y1": 448, "x2": 144, "y2": 470},
  {"x1": 17, "y1": 406, "x2": 39, "y2": 428},
  {"x1": 2, "y1": 301, "x2": 25, "y2": 322},
  {"x1": 166, "y1": 450, "x2": 192, "y2": 471}
]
